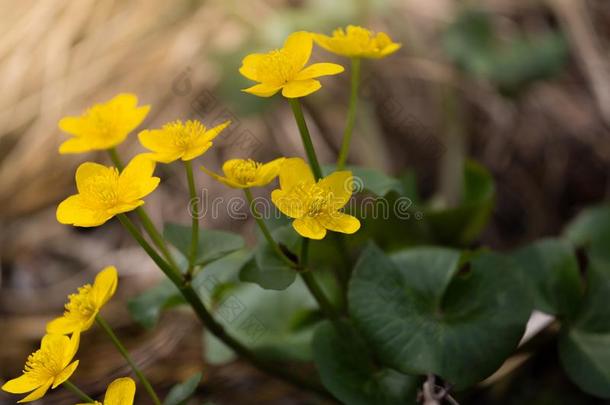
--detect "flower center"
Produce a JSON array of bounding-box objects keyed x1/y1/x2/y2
[
  {"x1": 292, "y1": 182, "x2": 331, "y2": 217},
  {"x1": 64, "y1": 284, "x2": 98, "y2": 320},
  {"x1": 24, "y1": 347, "x2": 62, "y2": 379},
  {"x1": 260, "y1": 49, "x2": 297, "y2": 84},
  {"x1": 163, "y1": 120, "x2": 206, "y2": 150},
  {"x1": 228, "y1": 159, "x2": 261, "y2": 185},
  {"x1": 81, "y1": 170, "x2": 121, "y2": 208}
]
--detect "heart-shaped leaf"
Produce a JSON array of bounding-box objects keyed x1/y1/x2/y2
[
  {"x1": 163, "y1": 372, "x2": 202, "y2": 405},
  {"x1": 348, "y1": 243, "x2": 531, "y2": 388}
]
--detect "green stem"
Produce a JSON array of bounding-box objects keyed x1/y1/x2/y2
[
  {"x1": 116, "y1": 214, "x2": 327, "y2": 397},
  {"x1": 299, "y1": 239, "x2": 340, "y2": 322},
  {"x1": 337, "y1": 57, "x2": 361, "y2": 170},
  {"x1": 106, "y1": 149, "x2": 179, "y2": 270},
  {"x1": 184, "y1": 160, "x2": 199, "y2": 276},
  {"x1": 63, "y1": 380, "x2": 95, "y2": 403},
  {"x1": 95, "y1": 316, "x2": 161, "y2": 405},
  {"x1": 244, "y1": 188, "x2": 296, "y2": 268},
  {"x1": 108, "y1": 147, "x2": 124, "y2": 170},
  {"x1": 288, "y1": 98, "x2": 323, "y2": 180}
]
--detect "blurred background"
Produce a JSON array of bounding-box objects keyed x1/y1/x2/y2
[{"x1": 1, "y1": 0, "x2": 609, "y2": 403}]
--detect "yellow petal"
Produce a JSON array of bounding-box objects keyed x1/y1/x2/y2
[
  {"x1": 17, "y1": 379, "x2": 52, "y2": 403},
  {"x1": 379, "y1": 42, "x2": 401, "y2": 58},
  {"x1": 271, "y1": 189, "x2": 307, "y2": 218},
  {"x1": 51, "y1": 360, "x2": 79, "y2": 389},
  {"x1": 293, "y1": 216, "x2": 326, "y2": 240},
  {"x1": 118, "y1": 155, "x2": 160, "y2": 202},
  {"x1": 317, "y1": 170, "x2": 353, "y2": 209},
  {"x1": 104, "y1": 377, "x2": 136, "y2": 405},
  {"x1": 46, "y1": 315, "x2": 83, "y2": 335},
  {"x1": 319, "y1": 212, "x2": 360, "y2": 234},
  {"x1": 182, "y1": 142, "x2": 212, "y2": 161},
  {"x1": 202, "y1": 121, "x2": 230, "y2": 143},
  {"x1": 58, "y1": 116, "x2": 84, "y2": 135},
  {"x1": 91, "y1": 266, "x2": 118, "y2": 309},
  {"x1": 312, "y1": 33, "x2": 334, "y2": 53},
  {"x1": 278, "y1": 158, "x2": 314, "y2": 190},
  {"x1": 2, "y1": 374, "x2": 42, "y2": 394},
  {"x1": 109, "y1": 93, "x2": 150, "y2": 134},
  {"x1": 138, "y1": 129, "x2": 181, "y2": 161},
  {"x1": 283, "y1": 31, "x2": 313, "y2": 72},
  {"x1": 59, "y1": 137, "x2": 94, "y2": 154},
  {"x1": 242, "y1": 83, "x2": 282, "y2": 97},
  {"x1": 75, "y1": 162, "x2": 112, "y2": 194},
  {"x1": 281, "y1": 79, "x2": 321, "y2": 98},
  {"x1": 255, "y1": 157, "x2": 286, "y2": 186},
  {"x1": 295, "y1": 63, "x2": 344, "y2": 80},
  {"x1": 200, "y1": 165, "x2": 244, "y2": 188},
  {"x1": 65, "y1": 331, "x2": 81, "y2": 367},
  {"x1": 239, "y1": 53, "x2": 266, "y2": 81},
  {"x1": 56, "y1": 195, "x2": 113, "y2": 227}
]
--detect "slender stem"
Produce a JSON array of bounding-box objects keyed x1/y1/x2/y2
[
  {"x1": 337, "y1": 57, "x2": 361, "y2": 170},
  {"x1": 116, "y1": 214, "x2": 327, "y2": 397},
  {"x1": 244, "y1": 188, "x2": 296, "y2": 268},
  {"x1": 63, "y1": 380, "x2": 95, "y2": 403},
  {"x1": 135, "y1": 208, "x2": 180, "y2": 271},
  {"x1": 184, "y1": 160, "x2": 199, "y2": 276},
  {"x1": 117, "y1": 214, "x2": 183, "y2": 285},
  {"x1": 95, "y1": 315, "x2": 161, "y2": 405},
  {"x1": 106, "y1": 149, "x2": 179, "y2": 270},
  {"x1": 299, "y1": 239, "x2": 340, "y2": 322},
  {"x1": 108, "y1": 147, "x2": 124, "y2": 170},
  {"x1": 288, "y1": 98, "x2": 323, "y2": 180}
]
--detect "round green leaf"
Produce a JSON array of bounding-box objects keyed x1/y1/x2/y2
[
  {"x1": 348, "y1": 244, "x2": 531, "y2": 389},
  {"x1": 312, "y1": 320, "x2": 419, "y2": 405},
  {"x1": 163, "y1": 372, "x2": 202, "y2": 405}
]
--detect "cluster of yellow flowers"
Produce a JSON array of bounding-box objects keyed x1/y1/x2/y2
[
  {"x1": 2, "y1": 267, "x2": 136, "y2": 404},
  {"x1": 2, "y1": 24, "x2": 399, "y2": 403}
]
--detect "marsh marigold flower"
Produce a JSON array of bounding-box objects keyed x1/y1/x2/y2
[
  {"x1": 138, "y1": 120, "x2": 230, "y2": 163},
  {"x1": 271, "y1": 158, "x2": 360, "y2": 239},
  {"x1": 77, "y1": 377, "x2": 136, "y2": 405},
  {"x1": 201, "y1": 157, "x2": 285, "y2": 189},
  {"x1": 313, "y1": 25, "x2": 401, "y2": 59},
  {"x1": 58, "y1": 93, "x2": 150, "y2": 154},
  {"x1": 47, "y1": 266, "x2": 118, "y2": 334},
  {"x1": 239, "y1": 31, "x2": 344, "y2": 98},
  {"x1": 1, "y1": 332, "x2": 80, "y2": 403},
  {"x1": 56, "y1": 155, "x2": 160, "y2": 227}
]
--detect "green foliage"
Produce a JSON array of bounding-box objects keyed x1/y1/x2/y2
[
  {"x1": 513, "y1": 238, "x2": 583, "y2": 319},
  {"x1": 444, "y1": 8, "x2": 568, "y2": 95},
  {"x1": 424, "y1": 160, "x2": 495, "y2": 246},
  {"x1": 349, "y1": 244, "x2": 531, "y2": 388},
  {"x1": 164, "y1": 223, "x2": 245, "y2": 266},
  {"x1": 312, "y1": 320, "x2": 419, "y2": 405},
  {"x1": 163, "y1": 372, "x2": 202, "y2": 405},
  {"x1": 127, "y1": 280, "x2": 184, "y2": 329}
]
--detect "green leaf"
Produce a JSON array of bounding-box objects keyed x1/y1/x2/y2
[
  {"x1": 312, "y1": 320, "x2": 419, "y2": 405},
  {"x1": 513, "y1": 238, "x2": 583, "y2": 318},
  {"x1": 163, "y1": 372, "x2": 202, "y2": 405},
  {"x1": 202, "y1": 278, "x2": 319, "y2": 364},
  {"x1": 559, "y1": 254, "x2": 610, "y2": 398},
  {"x1": 239, "y1": 226, "x2": 298, "y2": 290},
  {"x1": 349, "y1": 243, "x2": 531, "y2": 389},
  {"x1": 424, "y1": 160, "x2": 494, "y2": 246},
  {"x1": 128, "y1": 280, "x2": 184, "y2": 329},
  {"x1": 164, "y1": 223, "x2": 244, "y2": 266}
]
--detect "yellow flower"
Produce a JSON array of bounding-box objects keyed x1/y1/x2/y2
[
  {"x1": 201, "y1": 157, "x2": 285, "y2": 189},
  {"x1": 76, "y1": 377, "x2": 136, "y2": 405},
  {"x1": 313, "y1": 25, "x2": 401, "y2": 59},
  {"x1": 1, "y1": 332, "x2": 80, "y2": 403},
  {"x1": 239, "y1": 31, "x2": 344, "y2": 98},
  {"x1": 271, "y1": 158, "x2": 360, "y2": 239},
  {"x1": 46, "y1": 266, "x2": 118, "y2": 335},
  {"x1": 138, "y1": 120, "x2": 230, "y2": 163},
  {"x1": 58, "y1": 93, "x2": 150, "y2": 154},
  {"x1": 56, "y1": 155, "x2": 160, "y2": 227}
]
